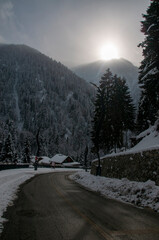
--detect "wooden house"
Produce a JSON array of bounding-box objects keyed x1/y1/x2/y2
[{"x1": 51, "y1": 154, "x2": 80, "y2": 167}]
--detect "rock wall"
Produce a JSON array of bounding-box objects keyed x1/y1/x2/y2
[{"x1": 91, "y1": 149, "x2": 159, "y2": 185}]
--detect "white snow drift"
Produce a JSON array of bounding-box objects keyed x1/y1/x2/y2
[{"x1": 70, "y1": 171, "x2": 159, "y2": 212}]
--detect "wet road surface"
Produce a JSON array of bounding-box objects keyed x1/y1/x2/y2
[{"x1": 1, "y1": 171, "x2": 159, "y2": 240}]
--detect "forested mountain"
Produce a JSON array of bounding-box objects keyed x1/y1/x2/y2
[
  {"x1": 0, "y1": 44, "x2": 95, "y2": 160},
  {"x1": 73, "y1": 59, "x2": 140, "y2": 106}
]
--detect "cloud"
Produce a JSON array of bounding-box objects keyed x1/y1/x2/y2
[
  {"x1": 0, "y1": 1, "x2": 14, "y2": 22},
  {"x1": 0, "y1": 0, "x2": 150, "y2": 67},
  {"x1": 0, "y1": 35, "x2": 6, "y2": 43},
  {"x1": 0, "y1": 1, "x2": 15, "y2": 42},
  {"x1": 0, "y1": 0, "x2": 30, "y2": 45}
]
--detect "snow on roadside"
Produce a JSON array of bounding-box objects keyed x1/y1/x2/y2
[
  {"x1": 92, "y1": 122, "x2": 159, "y2": 162},
  {"x1": 0, "y1": 167, "x2": 77, "y2": 234},
  {"x1": 70, "y1": 171, "x2": 159, "y2": 212},
  {"x1": 1, "y1": 167, "x2": 159, "y2": 235}
]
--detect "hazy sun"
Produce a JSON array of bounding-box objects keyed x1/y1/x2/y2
[{"x1": 100, "y1": 44, "x2": 119, "y2": 60}]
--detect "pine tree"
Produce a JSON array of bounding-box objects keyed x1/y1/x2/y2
[
  {"x1": 84, "y1": 145, "x2": 88, "y2": 171},
  {"x1": 91, "y1": 69, "x2": 135, "y2": 154},
  {"x1": 22, "y1": 138, "x2": 31, "y2": 163},
  {"x1": 137, "y1": 0, "x2": 159, "y2": 131},
  {"x1": 2, "y1": 134, "x2": 14, "y2": 162},
  {"x1": 111, "y1": 76, "x2": 135, "y2": 150},
  {"x1": 91, "y1": 84, "x2": 106, "y2": 155},
  {"x1": 99, "y1": 69, "x2": 114, "y2": 151}
]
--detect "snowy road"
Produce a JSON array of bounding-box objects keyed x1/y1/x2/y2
[{"x1": 1, "y1": 171, "x2": 159, "y2": 240}]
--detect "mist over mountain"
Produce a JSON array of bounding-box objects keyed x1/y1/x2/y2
[
  {"x1": 0, "y1": 44, "x2": 95, "y2": 159},
  {"x1": 73, "y1": 59, "x2": 140, "y2": 106}
]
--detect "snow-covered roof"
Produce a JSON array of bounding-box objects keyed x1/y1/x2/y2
[
  {"x1": 63, "y1": 161, "x2": 80, "y2": 166},
  {"x1": 51, "y1": 154, "x2": 69, "y2": 164},
  {"x1": 39, "y1": 156, "x2": 51, "y2": 164}
]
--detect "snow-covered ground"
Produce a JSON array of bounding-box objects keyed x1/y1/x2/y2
[
  {"x1": 70, "y1": 171, "x2": 159, "y2": 212},
  {"x1": 0, "y1": 123, "x2": 159, "y2": 234},
  {"x1": 0, "y1": 167, "x2": 77, "y2": 234},
  {"x1": 130, "y1": 124, "x2": 159, "y2": 153},
  {"x1": 0, "y1": 165, "x2": 159, "y2": 235},
  {"x1": 73, "y1": 122, "x2": 158, "y2": 213},
  {"x1": 92, "y1": 121, "x2": 159, "y2": 162}
]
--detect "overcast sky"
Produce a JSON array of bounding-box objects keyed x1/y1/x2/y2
[{"x1": 0, "y1": 0, "x2": 150, "y2": 67}]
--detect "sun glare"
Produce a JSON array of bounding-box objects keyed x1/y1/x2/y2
[{"x1": 100, "y1": 44, "x2": 119, "y2": 61}]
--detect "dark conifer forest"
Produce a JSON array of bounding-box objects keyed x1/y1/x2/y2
[{"x1": 0, "y1": 44, "x2": 95, "y2": 161}]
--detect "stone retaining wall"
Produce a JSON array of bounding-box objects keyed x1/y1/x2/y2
[{"x1": 91, "y1": 149, "x2": 159, "y2": 185}]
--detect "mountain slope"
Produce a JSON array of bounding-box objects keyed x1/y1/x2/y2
[
  {"x1": 0, "y1": 44, "x2": 95, "y2": 159},
  {"x1": 73, "y1": 59, "x2": 140, "y2": 106}
]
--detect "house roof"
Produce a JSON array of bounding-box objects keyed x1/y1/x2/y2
[
  {"x1": 39, "y1": 156, "x2": 51, "y2": 164},
  {"x1": 63, "y1": 161, "x2": 80, "y2": 166},
  {"x1": 51, "y1": 154, "x2": 69, "y2": 164}
]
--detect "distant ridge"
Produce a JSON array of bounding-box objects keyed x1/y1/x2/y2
[{"x1": 73, "y1": 58, "x2": 140, "y2": 106}]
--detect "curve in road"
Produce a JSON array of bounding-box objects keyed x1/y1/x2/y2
[{"x1": 1, "y1": 171, "x2": 159, "y2": 240}]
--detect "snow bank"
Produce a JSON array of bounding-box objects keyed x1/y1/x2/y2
[
  {"x1": 70, "y1": 171, "x2": 159, "y2": 212},
  {"x1": 92, "y1": 122, "x2": 159, "y2": 162},
  {"x1": 130, "y1": 123, "x2": 159, "y2": 153}
]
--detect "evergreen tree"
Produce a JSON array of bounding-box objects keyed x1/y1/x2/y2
[
  {"x1": 84, "y1": 145, "x2": 88, "y2": 171},
  {"x1": 22, "y1": 138, "x2": 31, "y2": 163},
  {"x1": 99, "y1": 69, "x2": 114, "y2": 151},
  {"x1": 91, "y1": 69, "x2": 135, "y2": 154},
  {"x1": 137, "y1": 0, "x2": 159, "y2": 131},
  {"x1": 111, "y1": 76, "x2": 135, "y2": 150},
  {"x1": 91, "y1": 83, "x2": 107, "y2": 156},
  {"x1": 2, "y1": 134, "x2": 14, "y2": 162}
]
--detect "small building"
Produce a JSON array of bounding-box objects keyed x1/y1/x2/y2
[
  {"x1": 38, "y1": 156, "x2": 51, "y2": 167},
  {"x1": 39, "y1": 156, "x2": 51, "y2": 164},
  {"x1": 51, "y1": 154, "x2": 80, "y2": 167}
]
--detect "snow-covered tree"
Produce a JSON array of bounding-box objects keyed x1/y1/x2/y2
[
  {"x1": 0, "y1": 120, "x2": 18, "y2": 163},
  {"x1": 137, "y1": 0, "x2": 159, "y2": 131},
  {"x1": 2, "y1": 134, "x2": 15, "y2": 162},
  {"x1": 22, "y1": 138, "x2": 31, "y2": 163}
]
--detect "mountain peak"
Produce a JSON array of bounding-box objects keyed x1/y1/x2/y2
[{"x1": 72, "y1": 59, "x2": 140, "y2": 106}]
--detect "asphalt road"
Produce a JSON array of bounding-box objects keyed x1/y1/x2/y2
[{"x1": 1, "y1": 171, "x2": 159, "y2": 240}]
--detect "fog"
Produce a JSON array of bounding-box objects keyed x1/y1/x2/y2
[{"x1": 0, "y1": 0, "x2": 150, "y2": 67}]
